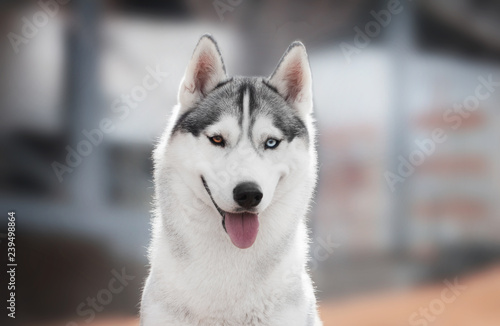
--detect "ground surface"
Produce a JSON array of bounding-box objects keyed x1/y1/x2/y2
[{"x1": 31, "y1": 265, "x2": 500, "y2": 326}]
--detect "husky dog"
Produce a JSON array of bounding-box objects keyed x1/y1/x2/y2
[{"x1": 141, "y1": 35, "x2": 321, "y2": 326}]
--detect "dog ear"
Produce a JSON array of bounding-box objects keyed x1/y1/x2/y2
[
  {"x1": 178, "y1": 34, "x2": 227, "y2": 110},
  {"x1": 268, "y1": 41, "x2": 313, "y2": 117}
]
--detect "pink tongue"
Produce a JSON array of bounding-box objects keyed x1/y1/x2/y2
[{"x1": 224, "y1": 213, "x2": 259, "y2": 249}]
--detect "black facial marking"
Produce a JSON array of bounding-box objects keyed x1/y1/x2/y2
[
  {"x1": 172, "y1": 79, "x2": 237, "y2": 137},
  {"x1": 271, "y1": 111, "x2": 308, "y2": 142},
  {"x1": 255, "y1": 79, "x2": 309, "y2": 143},
  {"x1": 201, "y1": 176, "x2": 227, "y2": 232},
  {"x1": 173, "y1": 105, "x2": 223, "y2": 137},
  {"x1": 247, "y1": 84, "x2": 257, "y2": 115},
  {"x1": 213, "y1": 77, "x2": 233, "y2": 90},
  {"x1": 262, "y1": 79, "x2": 279, "y2": 95},
  {"x1": 236, "y1": 84, "x2": 247, "y2": 127},
  {"x1": 172, "y1": 76, "x2": 308, "y2": 145}
]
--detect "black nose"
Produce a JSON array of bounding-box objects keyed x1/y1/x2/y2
[{"x1": 233, "y1": 182, "x2": 263, "y2": 209}]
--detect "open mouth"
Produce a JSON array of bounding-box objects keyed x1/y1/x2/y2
[{"x1": 201, "y1": 177, "x2": 259, "y2": 249}]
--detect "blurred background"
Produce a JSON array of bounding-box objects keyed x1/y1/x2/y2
[{"x1": 1, "y1": 0, "x2": 500, "y2": 325}]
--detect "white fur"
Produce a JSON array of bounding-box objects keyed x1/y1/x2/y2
[
  {"x1": 178, "y1": 36, "x2": 227, "y2": 111},
  {"x1": 141, "y1": 36, "x2": 322, "y2": 326},
  {"x1": 269, "y1": 42, "x2": 314, "y2": 118}
]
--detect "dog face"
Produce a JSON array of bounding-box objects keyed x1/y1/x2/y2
[{"x1": 157, "y1": 35, "x2": 315, "y2": 248}]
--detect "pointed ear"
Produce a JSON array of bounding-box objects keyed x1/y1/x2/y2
[
  {"x1": 178, "y1": 35, "x2": 227, "y2": 110},
  {"x1": 268, "y1": 41, "x2": 313, "y2": 117}
]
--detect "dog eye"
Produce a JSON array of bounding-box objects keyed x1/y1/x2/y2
[
  {"x1": 265, "y1": 138, "x2": 280, "y2": 149},
  {"x1": 209, "y1": 135, "x2": 225, "y2": 147}
]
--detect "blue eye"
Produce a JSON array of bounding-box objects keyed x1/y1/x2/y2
[{"x1": 265, "y1": 138, "x2": 280, "y2": 149}]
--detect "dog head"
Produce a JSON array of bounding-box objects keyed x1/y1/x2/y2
[{"x1": 156, "y1": 35, "x2": 316, "y2": 249}]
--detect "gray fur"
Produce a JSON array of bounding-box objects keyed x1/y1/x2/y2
[
  {"x1": 162, "y1": 217, "x2": 190, "y2": 261},
  {"x1": 173, "y1": 77, "x2": 308, "y2": 143}
]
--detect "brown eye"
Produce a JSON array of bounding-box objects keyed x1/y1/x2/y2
[{"x1": 209, "y1": 135, "x2": 225, "y2": 147}]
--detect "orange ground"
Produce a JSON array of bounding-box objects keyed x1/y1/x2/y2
[
  {"x1": 319, "y1": 265, "x2": 500, "y2": 326},
  {"x1": 34, "y1": 265, "x2": 500, "y2": 326}
]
